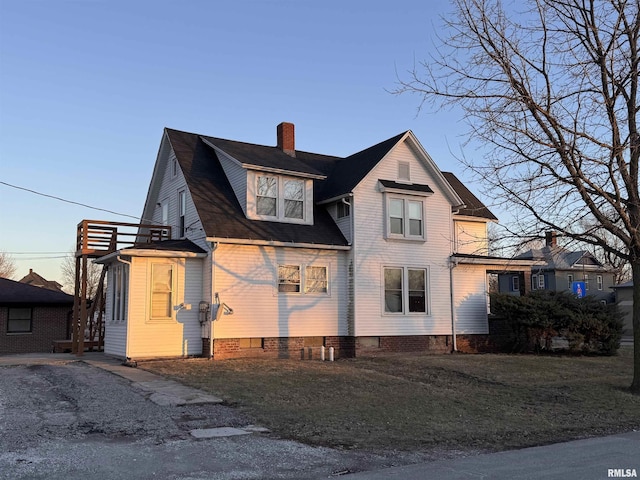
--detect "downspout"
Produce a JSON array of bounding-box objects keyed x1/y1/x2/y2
[
  {"x1": 449, "y1": 257, "x2": 458, "y2": 352},
  {"x1": 347, "y1": 194, "x2": 355, "y2": 343},
  {"x1": 209, "y1": 242, "x2": 218, "y2": 360},
  {"x1": 116, "y1": 256, "x2": 132, "y2": 360}
]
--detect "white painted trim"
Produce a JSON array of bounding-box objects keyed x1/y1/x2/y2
[{"x1": 206, "y1": 237, "x2": 351, "y2": 251}]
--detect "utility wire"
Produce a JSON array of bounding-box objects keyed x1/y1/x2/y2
[{"x1": 0, "y1": 181, "x2": 141, "y2": 220}]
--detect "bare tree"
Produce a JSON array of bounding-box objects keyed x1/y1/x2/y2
[
  {"x1": 396, "y1": 0, "x2": 640, "y2": 392},
  {"x1": 0, "y1": 252, "x2": 17, "y2": 279},
  {"x1": 60, "y1": 249, "x2": 103, "y2": 300}
]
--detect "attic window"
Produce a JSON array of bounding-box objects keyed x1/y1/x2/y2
[
  {"x1": 251, "y1": 173, "x2": 311, "y2": 224},
  {"x1": 398, "y1": 162, "x2": 410, "y2": 182},
  {"x1": 257, "y1": 176, "x2": 278, "y2": 216}
]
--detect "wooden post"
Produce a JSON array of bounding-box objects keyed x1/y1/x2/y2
[
  {"x1": 77, "y1": 255, "x2": 88, "y2": 356},
  {"x1": 72, "y1": 256, "x2": 81, "y2": 354}
]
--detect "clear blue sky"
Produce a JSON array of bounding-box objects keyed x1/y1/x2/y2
[{"x1": 0, "y1": 0, "x2": 481, "y2": 285}]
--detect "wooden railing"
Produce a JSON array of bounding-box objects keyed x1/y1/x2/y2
[{"x1": 75, "y1": 220, "x2": 171, "y2": 258}]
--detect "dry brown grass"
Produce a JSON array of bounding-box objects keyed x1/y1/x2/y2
[{"x1": 140, "y1": 347, "x2": 640, "y2": 452}]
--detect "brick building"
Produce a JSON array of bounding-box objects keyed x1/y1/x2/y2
[{"x1": 0, "y1": 277, "x2": 73, "y2": 354}]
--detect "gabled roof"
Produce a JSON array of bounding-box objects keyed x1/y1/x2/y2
[
  {"x1": 159, "y1": 126, "x2": 493, "y2": 247},
  {"x1": 317, "y1": 132, "x2": 406, "y2": 201},
  {"x1": 514, "y1": 246, "x2": 606, "y2": 271},
  {"x1": 18, "y1": 269, "x2": 65, "y2": 292},
  {"x1": 442, "y1": 172, "x2": 498, "y2": 221},
  {"x1": 0, "y1": 277, "x2": 74, "y2": 305},
  {"x1": 165, "y1": 129, "x2": 349, "y2": 247}
]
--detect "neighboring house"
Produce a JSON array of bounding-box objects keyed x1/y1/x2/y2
[
  {"x1": 18, "y1": 268, "x2": 65, "y2": 293},
  {"x1": 96, "y1": 122, "x2": 537, "y2": 360},
  {"x1": 612, "y1": 280, "x2": 633, "y2": 337},
  {"x1": 499, "y1": 231, "x2": 616, "y2": 303},
  {"x1": 0, "y1": 277, "x2": 73, "y2": 354}
]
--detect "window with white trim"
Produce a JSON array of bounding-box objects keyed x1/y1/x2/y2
[
  {"x1": 387, "y1": 197, "x2": 424, "y2": 240},
  {"x1": 257, "y1": 175, "x2": 278, "y2": 216},
  {"x1": 254, "y1": 175, "x2": 309, "y2": 223},
  {"x1": 110, "y1": 263, "x2": 128, "y2": 322},
  {"x1": 567, "y1": 274, "x2": 573, "y2": 290},
  {"x1": 337, "y1": 201, "x2": 350, "y2": 218},
  {"x1": 278, "y1": 265, "x2": 300, "y2": 293},
  {"x1": 305, "y1": 266, "x2": 328, "y2": 293},
  {"x1": 7, "y1": 308, "x2": 32, "y2": 333},
  {"x1": 284, "y1": 179, "x2": 304, "y2": 219},
  {"x1": 597, "y1": 275, "x2": 603, "y2": 290},
  {"x1": 584, "y1": 274, "x2": 590, "y2": 290},
  {"x1": 512, "y1": 276, "x2": 520, "y2": 292},
  {"x1": 383, "y1": 266, "x2": 428, "y2": 314},
  {"x1": 161, "y1": 201, "x2": 169, "y2": 227},
  {"x1": 277, "y1": 264, "x2": 329, "y2": 295},
  {"x1": 178, "y1": 190, "x2": 186, "y2": 237},
  {"x1": 150, "y1": 264, "x2": 173, "y2": 321},
  {"x1": 538, "y1": 274, "x2": 545, "y2": 289}
]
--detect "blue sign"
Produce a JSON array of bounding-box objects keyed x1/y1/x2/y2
[{"x1": 572, "y1": 281, "x2": 586, "y2": 298}]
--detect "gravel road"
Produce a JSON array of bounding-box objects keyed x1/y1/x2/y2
[{"x1": 0, "y1": 361, "x2": 430, "y2": 480}]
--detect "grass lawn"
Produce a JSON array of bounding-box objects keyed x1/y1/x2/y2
[{"x1": 141, "y1": 346, "x2": 640, "y2": 453}]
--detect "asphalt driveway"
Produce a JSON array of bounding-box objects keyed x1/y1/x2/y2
[{"x1": 0, "y1": 354, "x2": 429, "y2": 480}]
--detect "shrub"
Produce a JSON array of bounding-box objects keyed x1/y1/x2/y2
[{"x1": 490, "y1": 290, "x2": 623, "y2": 355}]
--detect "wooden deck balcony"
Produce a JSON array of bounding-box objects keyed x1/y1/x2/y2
[{"x1": 75, "y1": 219, "x2": 171, "y2": 258}]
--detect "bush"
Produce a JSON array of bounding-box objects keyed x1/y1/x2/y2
[{"x1": 490, "y1": 290, "x2": 623, "y2": 355}]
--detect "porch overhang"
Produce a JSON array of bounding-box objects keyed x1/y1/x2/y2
[{"x1": 451, "y1": 253, "x2": 545, "y2": 269}]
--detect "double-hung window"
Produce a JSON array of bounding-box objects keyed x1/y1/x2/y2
[
  {"x1": 7, "y1": 308, "x2": 32, "y2": 333},
  {"x1": 284, "y1": 179, "x2": 304, "y2": 219},
  {"x1": 257, "y1": 176, "x2": 278, "y2": 216},
  {"x1": 597, "y1": 275, "x2": 603, "y2": 290},
  {"x1": 150, "y1": 264, "x2": 173, "y2": 321},
  {"x1": 384, "y1": 267, "x2": 428, "y2": 314},
  {"x1": 278, "y1": 264, "x2": 329, "y2": 294},
  {"x1": 255, "y1": 175, "x2": 308, "y2": 222},
  {"x1": 387, "y1": 197, "x2": 424, "y2": 239},
  {"x1": 305, "y1": 266, "x2": 328, "y2": 293},
  {"x1": 512, "y1": 276, "x2": 520, "y2": 292},
  {"x1": 567, "y1": 274, "x2": 573, "y2": 290}
]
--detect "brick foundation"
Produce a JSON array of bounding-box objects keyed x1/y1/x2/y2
[{"x1": 207, "y1": 335, "x2": 478, "y2": 360}]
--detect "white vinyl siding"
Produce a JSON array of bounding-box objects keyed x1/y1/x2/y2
[
  {"x1": 217, "y1": 149, "x2": 248, "y2": 215},
  {"x1": 104, "y1": 256, "x2": 204, "y2": 359},
  {"x1": 212, "y1": 244, "x2": 347, "y2": 339},
  {"x1": 148, "y1": 148, "x2": 207, "y2": 251},
  {"x1": 452, "y1": 264, "x2": 489, "y2": 334},
  {"x1": 454, "y1": 220, "x2": 489, "y2": 255},
  {"x1": 351, "y1": 139, "x2": 455, "y2": 336}
]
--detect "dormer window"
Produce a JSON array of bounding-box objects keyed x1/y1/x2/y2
[
  {"x1": 248, "y1": 171, "x2": 313, "y2": 225},
  {"x1": 284, "y1": 179, "x2": 304, "y2": 219},
  {"x1": 257, "y1": 176, "x2": 278, "y2": 216}
]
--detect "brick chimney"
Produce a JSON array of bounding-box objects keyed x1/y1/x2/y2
[
  {"x1": 545, "y1": 231, "x2": 557, "y2": 247},
  {"x1": 277, "y1": 122, "x2": 295, "y2": 157}
]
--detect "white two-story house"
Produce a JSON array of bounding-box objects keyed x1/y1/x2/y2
[{"x1": 96, "y1": 122, "x2": 533, "y2": 360}]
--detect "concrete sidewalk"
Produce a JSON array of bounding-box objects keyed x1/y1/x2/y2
[{"x1": 348, "y1": 430, "x2": 640, "y2": 480}]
